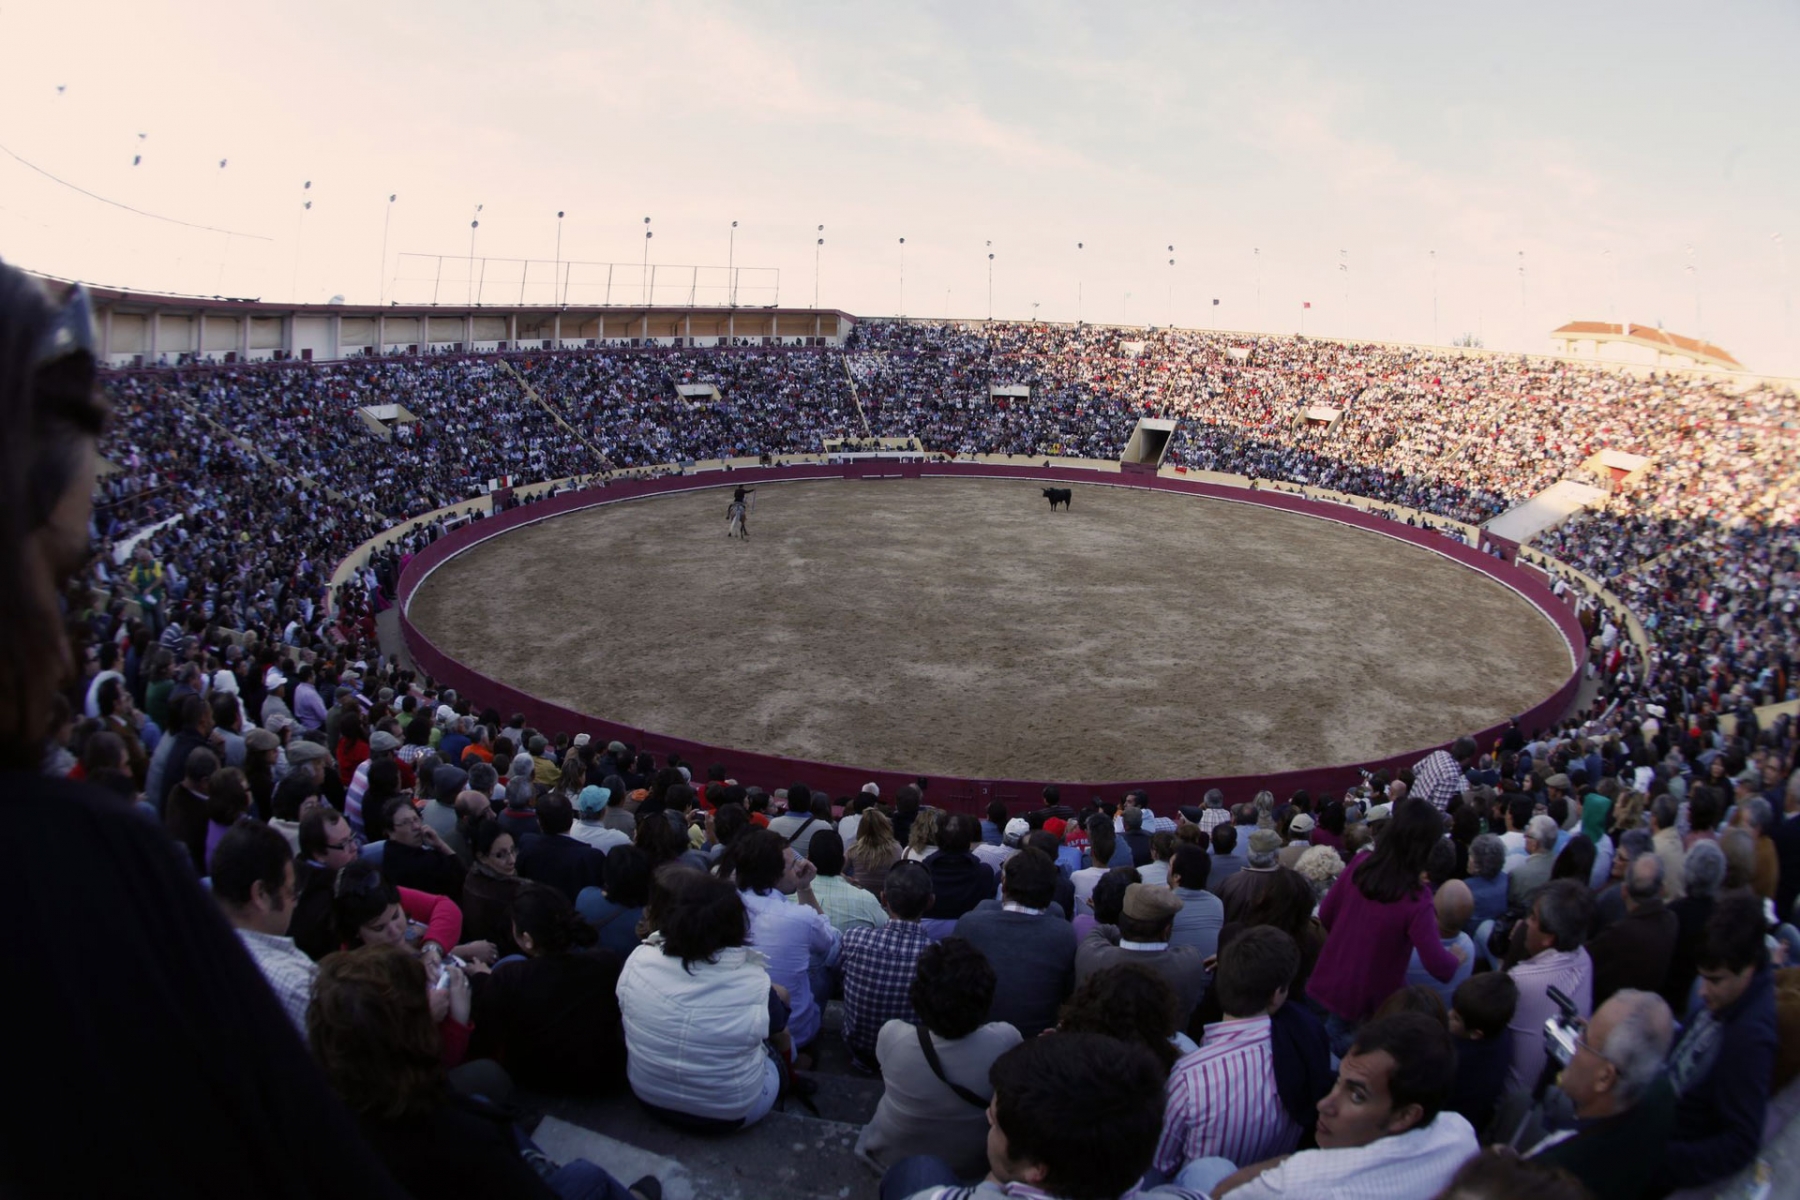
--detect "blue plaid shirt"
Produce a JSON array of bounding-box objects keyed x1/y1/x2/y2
[{"x1": 840, "y1": 918, "x2": 933, "y2": 1062}]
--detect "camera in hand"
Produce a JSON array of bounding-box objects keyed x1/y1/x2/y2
[{"x1": 1544, "y1": 985, "x2": 1583, "y2": 1068}]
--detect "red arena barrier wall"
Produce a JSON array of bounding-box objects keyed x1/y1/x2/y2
[{"x1": 395, "y1": 463, "x2": 1587, "y2": 814}]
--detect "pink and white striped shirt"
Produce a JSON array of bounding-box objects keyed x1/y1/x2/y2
[{"x1": 1153, "y1": 1014, "x2": 1302, "y2": 1176}]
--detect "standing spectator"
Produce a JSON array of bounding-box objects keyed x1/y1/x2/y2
[
  {"x1": 1402, "y1": 879, "x2": 1475, "y2": 1009},
  {"x1": 855, "y1": 938, "x2": 1021, "y2": 1178},
  {"x1": 1411, "y1": 738, "x2": 1478, "y2": 812},
  {"x1": 840, "y1": 861, "x2": 935, "y2": 1068},
  {"x1": 1526, "y1": 989, "x2": 1677, "y2": 1200},
  {"x1": 1308, "y1": 800, "x2": 1466, "y2": 1053},
  {"x1": 1505, "y1": 878, "x2": 1597, "y2": 1094},
  {"x1": 1587, "y1": 853, "x2": 1678, "y2": 1006},
  {"x1": 1663, "y1": 891, "x2": 1779, "y2": 1192},
  {"x1": 1663, "y1": 840, "x2": 1728, "y2": 1012}
]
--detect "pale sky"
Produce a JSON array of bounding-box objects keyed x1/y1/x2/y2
[{"x1": 5, "y1": 2, "x2": 1797, "y2": 372}]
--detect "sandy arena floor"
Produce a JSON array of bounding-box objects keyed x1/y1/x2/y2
[{"x1": 408, "y1": 477, "x2": 1571, "y2": 782}]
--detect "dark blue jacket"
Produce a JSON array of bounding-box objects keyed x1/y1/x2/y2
[{"x1": 1664, "y1": 964, "x2": 1778, "y2": 1190}]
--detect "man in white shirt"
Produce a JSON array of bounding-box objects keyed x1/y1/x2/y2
[
  {"x1": 973, "y1": 818, "x2": 1027, "y2": 874},
  {"x1": 735, "y1": 827, "x2": 841, "y2": 1051},
  {"x1": 1210, "y1": 1012, "x2": 1478, "y2": 1200},
  {"x1": 211, "y1": 821, "x2": 315, "y2": 1040}
]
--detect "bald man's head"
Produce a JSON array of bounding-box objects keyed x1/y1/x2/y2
[{"x1": 1435, "y1": 878, "x2": 1474, "y2": 936}]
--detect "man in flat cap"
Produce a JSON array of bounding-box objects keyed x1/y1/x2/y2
[{"x1": 1076, "y1": 881, "x2": 1209, "y2": 1027}]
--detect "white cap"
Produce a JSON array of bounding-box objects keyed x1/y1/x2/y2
[{"x1": 1003, "y1": 817, "x2": 1030, "y2": 844}]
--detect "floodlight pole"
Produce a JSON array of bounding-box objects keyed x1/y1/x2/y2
[{"x1": 379, "y1": 193, "x2": 396, "y2": 306}]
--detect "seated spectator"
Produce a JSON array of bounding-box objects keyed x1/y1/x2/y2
[
  {"x1": 1121, "y1": 804, "x2": 1153, "y2": 866},
  {"x1": 841, "y1": 860, "x2": 935, "y2": 1067},
  {"x1": 845, "y1": 806, "x2": 903, "y2": 897},
  {"x1": 1070, "y1": 816, "x2": 1119, "y2": 902},
  {"x1": 1526, "y1": 989, "x2": 1677, "y2": 1200},
  {"x1": 1215, "y1": 829, "x2": 1286, "y2": 923},
  {"x1": 922, "y1": 814, "x2": 997, "y2": 932},
  {"x1": 309, "y1": 944, "x2": 650, "y2": 1199},
  {"x1": 973, "y1": 816, "x2": 1026, "y2": 873},
  {"x1": 1587, "y1": 852, "x2": 1677, "y2": 1006},
  {"x1": 1591, "y1": 827, "x2": 1653, "y2": 934},
  {"x1": 379, "y1": 794, "x2": 464, "y2": 901},
  {"x1": 575, "y1": 845, "x2": 651, "y2": 959},
  {"x1": 290, "y1": 805, "x2": 363, "y2": 960},
  {"x1": 163, "y1": 744, "x2": 218, "y2": 871},
  {"x1": 568, "y1": 785, "x2": 630, "y2": 853},
  {"x1": 884, "y1": 1034, "x2": 1181, "y2": 1200},
  {"x1": 1136, "y1": 830, "x2": 1176, "y2": 888},
  {"x1": 468, "y1": 883, "x2": 626, "y2": 1094},
  {"x1": 1155, "y1": 927, "x2": 1317, "y2": 1185},
  {"x1": 460, "y1": 819, "x2": 524, "y2": 960},
  {"x1": 1663, "y1": 890, "x2": 1779, "y2": 1192},
  {"x1": 1464, "y1": 832, "x2": 1510, "y2": 931},
  {"x1": 1166, "y1": 844, "x2": 1224, "y2": 962},
  {"x1": 952, "y1": 848, "x2": 1077, "y2": 1038},
  {"x1": 1507, "y1": 815, "x2": 1561, "y2": 906},
  {"x1": 1445, "y1": 971, "x2": 1518, "y2": 1139},
  {"x1": 212, "y1": 820, "x2": 314, "y2": 1038},
  {"x1": 1020, "y1": 828, "x2": 1078, "y2": 919},
  {"x1": 1293, "y1": 843, "x2": 1345, "y2": 903},
  {"x1": 516, "y1": 792, "x2": 606, "y2": 903},
  {"x1": 1506, "y1": 878, "x2": 1597, "y2": 1094},
  {"x1": 1075, "y1": 865, "x2": 1140, "y2": 943},
  {"x1": 856, "y1": 938, "x2": 1021, "y2": 1178},
  {"x1": 1206, "y1": 823, "x2": 1245, "y2": 896},
  {"x1": 201, "y1": 765, "x2": 252, "y2": 873},
  {"x1": 903, "y1": 807, "x2": 939, "y2": 862},
  {"x1": 978, "y1": 799, "x2": 1007, "y2": 847},
  {"x1": 770, "y1": 789, "x2": 835, "y2": 860},
  {"x1": 1437, "y1": 1149, "x2": 1596, "y2": 1200},
  {"x1": 1208, "y1": 1013, "x2": 1478, "y2": 1200},
  {"x1": 1403, "y1": 879, "x2": 1475, "y2": 1008},
  {"x1": 1058, "y1": 962, "x2": 1184, "y2": 1073},
  {"x1": 808, "y1": 830, "x2": 888, "y2": 934},
  {"x1": 1076, "y1": 883, "x2": 1208, "y2": 1029},
  {"x1": 617, "y1": 866, "x2": 782, "y2": 1131},
  {"x1": 495, "y1": 777, "x2": 541, "y2": 841},
  {"x1": 722, "y1": 827, "x2": 841, "y2": 1052}
]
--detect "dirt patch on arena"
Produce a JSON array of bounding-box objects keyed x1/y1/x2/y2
[{"x1": 408, "y1": 478, "x2": 1571, "y2": 781}]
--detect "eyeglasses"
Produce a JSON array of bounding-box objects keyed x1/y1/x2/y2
[{"x1": 325, "y1": 834, "x2": 362, "y2": 853}]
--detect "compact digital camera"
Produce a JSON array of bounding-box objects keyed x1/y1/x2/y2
[{"x1": 1543, "y1": 985, "x2": 1584, "y2": 1068}]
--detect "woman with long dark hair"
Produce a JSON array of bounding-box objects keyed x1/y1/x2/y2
[{"x1": 1305, "y1": 798, "x2": 1465, "y2": 1053}]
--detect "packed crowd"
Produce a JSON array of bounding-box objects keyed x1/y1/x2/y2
[
  {"x1": 11, "y1": 260, "x2": 1800, "y2": 1195},
  {"x1": 87, "y1": 320, "x2": 1800, "y2": 737}
]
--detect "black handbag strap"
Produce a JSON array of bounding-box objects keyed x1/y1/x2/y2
[
  {"x1": 783, "y1": 814, "x2": 817, "y2": 845},
  {"x1": 916, "y1": 1023, "x2": 988, "y2": 1109}
]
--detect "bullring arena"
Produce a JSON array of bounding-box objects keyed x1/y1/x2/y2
[{"x1": 409, "y1": 473, "x2": 1574, "y2": 783}]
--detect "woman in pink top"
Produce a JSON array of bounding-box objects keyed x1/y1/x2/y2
[{"x1": 1307, "y1": 799, "x2": 1465, "y2": 1053}]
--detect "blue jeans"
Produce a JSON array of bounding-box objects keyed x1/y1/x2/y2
[
  {"x1": 545, "y1": 1159, "x2": 638, "y2": 1200},
  {"x1": 880, "y1": 1155, "x2": 963, "y2": 1200}
]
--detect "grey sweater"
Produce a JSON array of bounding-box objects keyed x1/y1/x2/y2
[{"x1": 952, "y1": 900, "x2": 1077, "y2": 1037}]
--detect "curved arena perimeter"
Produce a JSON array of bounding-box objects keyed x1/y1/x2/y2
[
  {"x1": 96, "y1": 312, "x2": 1799, "y2": 800},
  {"x1": 407, "y1": 472, "x2": 1574, "y2": 785}
]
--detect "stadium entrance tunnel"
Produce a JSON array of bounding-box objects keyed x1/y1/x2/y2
[{"x1": 1122, "y1": 418, "x2": 1176, "y2": 469}]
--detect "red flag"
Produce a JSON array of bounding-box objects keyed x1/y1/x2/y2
[{"x1": 1303, "y1": 302, "x2": 1312, "y2": 309}]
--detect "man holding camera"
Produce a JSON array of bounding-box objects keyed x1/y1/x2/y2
[{"x1": 1526, "y1": 989, "x2": 1677, "y2": 1200}]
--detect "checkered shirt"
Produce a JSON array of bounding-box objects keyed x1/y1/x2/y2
[
  {"x1": 1198, "y1": 807, "x2": 1232, "y2": 836},
  {"x1": 1410, "y1": 749, "x2": 1466, "y2": 811},
  {"x1": 840, "y1": 919, "x2": 933, "y2": 1062}
]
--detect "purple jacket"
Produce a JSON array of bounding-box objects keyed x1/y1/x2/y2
[{"x1": 1306, "y1": 851, "x2": 1461, "y2": 1022}]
